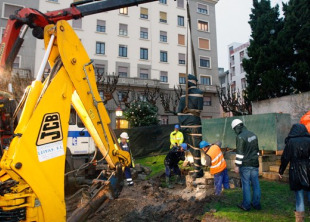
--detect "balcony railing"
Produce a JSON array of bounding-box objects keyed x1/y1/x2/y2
[{"x1": 12, "y1": 68, "x2": 32, "y2": 79}]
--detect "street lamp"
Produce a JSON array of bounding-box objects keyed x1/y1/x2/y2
[
  {"x1": 115, "y1": 106, "x2": 123, "y2": 117},
  {"x1": 115, "y1": 106, "x2": 123, "y2": 129}
]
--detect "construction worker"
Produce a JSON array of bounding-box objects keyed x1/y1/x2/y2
[
  {"x1": 170, "y1": 124, "x2": 184, "y2": 148},
  {"x1": 232, "y1": 119, "x2": 261, "y2": 211},
  {"x1": 164, "y1": 143, "x2": 187, "y2": 188},
  {"x1": 279, "y1": 124, "x2": 310, "y2": 222},
  {"x1": 199, "y1": 140, "x2": 230, "y2": 195},
  {"x1": 119, "y1": 132, "x2": 133, "y2": 186}
]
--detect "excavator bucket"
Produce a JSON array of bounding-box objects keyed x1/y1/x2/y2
[{"x1": 300, "y1": 111, "x2": 310, "y2": 133}]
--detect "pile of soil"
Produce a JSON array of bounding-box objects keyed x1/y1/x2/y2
[{"x1": 85, "y1": 175, "x2": 225, "y2": 222}]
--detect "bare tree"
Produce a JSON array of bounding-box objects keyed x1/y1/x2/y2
[
  {"x1": 95, "y1": 68, "x2": 119, "y2": 104},
  {"x1": 142, "y1": 84, "x2": 160, "y2": 106},
  {"x1": 217, "y1": 85, "x2": 252, "y2": 116},
  {"x1": 159, "y1": 85, "x2": 183, "y2": 115}
]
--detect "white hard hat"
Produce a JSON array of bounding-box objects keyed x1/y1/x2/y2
[
  {"x1": 231, "y1": 119, "x2": 243, "y2": 129},
  {"x1": 120, "y1": 132, "x2": 129, "y2": 139}
]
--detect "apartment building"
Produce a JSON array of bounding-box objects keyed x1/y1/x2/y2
[
  {"x1": 227, "y1": 42, "x2": 249, "y2": 95},
  {"x1": 1, "y1": 0, "x2": 220, "y2": 128},
  {"x1": 0, "y1": 0, "x2": 39, "y2": 81}
]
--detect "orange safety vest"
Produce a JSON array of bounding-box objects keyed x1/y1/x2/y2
[{"x1": 206, "y1": 144, "x2": 227, "y2": 175}]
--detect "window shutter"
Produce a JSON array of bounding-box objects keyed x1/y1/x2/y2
[
  {"x1": 179, "y1": 53, "x2": 185, "y2": 60},
  {"x1": 178, "y1": 34, "x2": 185, "y2": 45},
  {"x1": 199, "y1": 38, "x2": 210, "y2": 49},
  {"x1": 118, "y1": 67, "x2": 128, "y2": 73},
  {"x1": 198, "y1": 3, "x2": 207, "y2": 10},
  {"x1": 160, "y1": 31, "x2": 167, "y2": 36},
  {"x1": 141, "y1": 27, "x2": 148, "y2": 33},
  {"x1": 160, "y1": 12, "x2": 167, "y2": 20},
  {"x1": 141, "y1": 7, "x2": 148, "y2": 14},
  {"x1": 177, "y1": 0, "x2": 184, "y2": 8},
  {"x1": 97, "y1": 20, "x2": 106, "y2": 26},
  {"x1": 140, "y1": 68, "x2": 148, "y2": 74},
  {"x1": 120, "y1": 24, "x2": 127, "y2": 30},
  {"x1": 160, "y1": 71, "x2": 168, "y2": 76}
]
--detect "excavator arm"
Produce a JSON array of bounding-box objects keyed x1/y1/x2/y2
[{"x1": 0, "y1": 20, "x2": 130, "y2": 222}]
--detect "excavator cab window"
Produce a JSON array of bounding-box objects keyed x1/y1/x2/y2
[{"x1": 69, "y1": 108, "x2": 77, "y2": 125}]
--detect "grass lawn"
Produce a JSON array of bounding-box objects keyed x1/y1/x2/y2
[
  {"x1": 135, "y1": 155, "x2": 166, "y2": 178},
  {"x1": 207, "y1": 179, "x2": 298, "y2": 222}
]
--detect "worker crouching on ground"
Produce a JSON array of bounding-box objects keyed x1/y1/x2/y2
[
  {"x1": 199, "y1": 141, "x2": 230, "y2": 195},
  {"x1": 279, "y1": 124, "x2": 310, "y2": 222},
  {"x1": 164, "y1": 143, "x2": 187, "y2": 188},
  {"x1": 119, "y1": 132, "x2": 134, "y2": 186},
  {"x1": 170, "y1": 124, "x2": 184, "y2": 149},
  {"x1": 232, "y1": 119, "x2": 261, "y2": 211}
]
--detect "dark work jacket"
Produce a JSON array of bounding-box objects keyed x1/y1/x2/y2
[
  {"x1": 164, "y1": 146, "x2": 185, "y2": 167},
  {"x1": 279, "y1": 124, "x2": 310, "y2": 191},
  {"x1": 119, "y1": 142, "x2": 130, "y2": 153},
  {"x1": 235, "y1": 126, "x2": 260, "y2": 168}
]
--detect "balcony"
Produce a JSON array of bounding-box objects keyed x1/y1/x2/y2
[
  {"x1": 12, "y1": 68, "x2": 32, "y2": 79},
  {"x1": 198, "y1": 84, "x2": 217, "y2": 93},
  {"x1": 118, "y1": 77, "x2": 169, "y2": 88}
]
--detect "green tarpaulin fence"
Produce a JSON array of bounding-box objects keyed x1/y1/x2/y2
[{"x1": 202, "y1": 113, "x2": 291, "y2": 151}]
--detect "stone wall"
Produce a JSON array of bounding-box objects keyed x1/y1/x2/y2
[{"x1": 252, "y1": 91, "x2": 310, "y2": 124}]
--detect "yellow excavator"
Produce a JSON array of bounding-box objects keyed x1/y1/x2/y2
[{"x1": 0, "y1": 0, "x2": 159, "y2": 221}]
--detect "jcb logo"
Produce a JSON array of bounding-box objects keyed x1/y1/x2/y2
[{"x1": 36, "y1": 113, "x2": 63, "y2": 146}]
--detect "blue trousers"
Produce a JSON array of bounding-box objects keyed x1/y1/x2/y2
[
  {"x1": 295, "y1": 190, "x2": 310, "y2": 212},
  {"x1": 240, "y1": 166, "x2": 261, "y2": 210},
  {"x1": 165, "y1": 164, "x2": 181, "y2": 177},
  {"x1": 124, "y1": 167, "x2": 133, "y2": 185},
  {"x1": 214, "y1": 168, "x2": 230, "y2": 195}
]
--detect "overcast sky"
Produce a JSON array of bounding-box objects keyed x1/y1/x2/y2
[{"x1": 216, "y1": 0, "x2": 289, "y2": 70}]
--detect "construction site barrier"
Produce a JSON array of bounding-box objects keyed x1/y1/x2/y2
[{"x1": 202, "y1": 113, "x2": 291, "y2": 151}]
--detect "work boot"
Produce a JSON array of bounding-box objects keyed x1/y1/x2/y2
[
  {"x1": 175, "y1": 175, "x2": 184, "y2": 185},
  {"x1": 295, "y1": 211, "x2": 304, "y2": 222},
  {"x1": 166, "y1": 177, "x2": 174, "y2": 189}
]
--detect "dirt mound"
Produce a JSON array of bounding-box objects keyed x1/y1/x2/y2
[{"x1": 86, "y1": 176, "x2": 224, "y2": 222}]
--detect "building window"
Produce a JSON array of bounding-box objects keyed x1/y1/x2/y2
[
  {"x1": 178, "y1": 34, "x2": 185, "y2": 45},
  {"x1": 119, "y1": 7, "x2": 128, "y2": 15},
  {"x1": 240, "y1": 64, "x2": 244, "y2": 73},
  {"x1": 140, "y1": 48, "x2": 148, "y2": 60},
  {"x1": 230, "y1": 55, "x2": 235, "y2": 66},
  {"x1": 240, "y1": 51, "x2": 245, "y2": 59},
  {"x1": 200, "y1": 75, "x2": 211, "y2": 85},
  {"x1": 178, "y1": 53, "x2": 185, "y2": 64},
  {"x1": 2, "y1": 4, "x2": 23, "y2": 19},
  {"x1": 160, "y1": 51, "x2": 168, "y2": 62},
  {"x1": 12, "y1": 56, "x2": 21, "y2": 68},
  {"x1": 179, "y1": 73, "x2": 186, "y2": 84},
  {"x1": 200, "y1": 56, "x2": 210, "y2": 68},
  {"x1": 140, "y1": 27, "x2": 148, "y2": 39},
  {"x1": 119, "y1": 24, "x2": 128, "y2": 36},
  {"x1": 231, "y1": 67, "x2": 235, "y2": 76},
  {"x1": 231, "y1": 81, "x2": 236, "y2": 94},
  {"x1": 119, "y1": 45, "x2": 128, "y2": 57},
  {"x1": 160, "y1": 71, "x2": 168, "y2": 82},
  {"x1": 198, "y1": 38, "x2": 210, "y2": 50},
  {"x1": 177, "y1": 0, "x2": 184, "y2": 8},
  {"x1": 118, "y1": 91, "x2": 127, "y2": 101},
  {"x1": 159, "y1": 0, "x2": 167, "y2": 4},
  {"x1": 160, "y1": 12, "x2": 167, "y2": 23},
  {"x1": 140, "y1": 7, "x2": 148, "y2": 19},
  {"x1": 72, "y1": 19, "x2": 82, "y2": 29},
  {"x1": 94, "y1": 64, "x2": 105, "y2": 78},
  {"x1": 177, "y1": 16, "x2": 184, "y2": 26},
  {"x1": 118, "y1": 67, "x2": 128, "y2": 78},
  {"x1": 48, "y1": 0, "x2": 58, "y2": 2},
  {"x1": 197, "y1": 3, "x2": 208, "y2": 15},
  {"x1": 160, "y1": 31, "x2": 167, "y2": 42},
  {"x1": 96, "y1": 42, "x2": 105, "y2": 55},
  {"x1": 203, "y1": 96, "x2": 212, "y2": 106},
  {"x1": 241, "y1": 78, "x2": 247, "y2": 89},
  {"x1": 96, "y1": 20, "x2": 106, "y2": 32},
  {"x1": 140, "y1": 69, "x2": 149, "y2": 79},
  {"x1": 198, "y1": 20, "x2": 209, "y2": 32}
]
